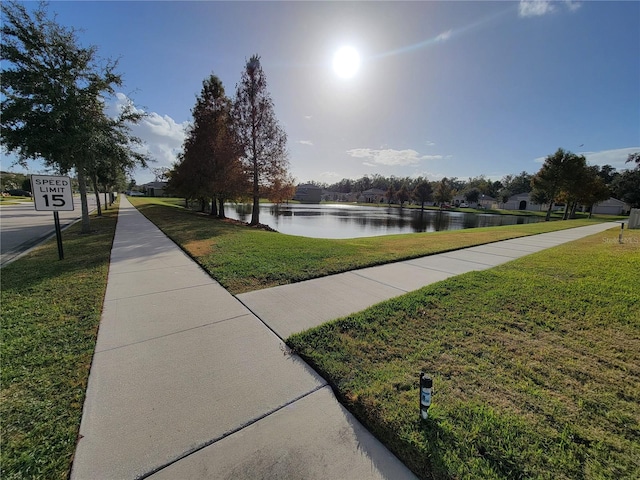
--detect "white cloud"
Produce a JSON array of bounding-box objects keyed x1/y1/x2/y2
[
  {"x1": 435, "y1": 30, "x2": 452, "y2": 42},
  {"x1": 304, "y1": 115, "x2": 312, "y2": 120},
  {"x1": 519, "y1": 0, "x2": 581, "y2": 18},
  {"x1": 533, "y1": 147, "x2": 639, "y2": 170},
  {"x1": 564, "y1": 1, "x2": 581, "y2": 13},
  {"x1": 346, "y1": 148, "x2": 443, "y2": 167},
  {"x1": 112, "y1": 93, "x2": 188, "y2": 182},
  {"x1": 298, "y1": 140, "x2": 314, "y2": 146},
  {"x1": 583, "y1": 147, "x2": 639, "y2": 170},
  {"x1": 519, "y1": 1, "x2": 555, "y2": 17}
]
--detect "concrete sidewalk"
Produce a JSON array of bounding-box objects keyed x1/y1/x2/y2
[
  {"x1": 71, "y1": 197, "x2": 416, "y2": 480},
  {"x1": 72, "y1": 197, "x2": 618, "y2": 479},
  {"x1": 237, "y1": 221, "x2": 618, "y2": 339}
]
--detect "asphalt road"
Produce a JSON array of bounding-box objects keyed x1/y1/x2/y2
[{"x1": 0, "y1": 195, "x2": 99, "y2": 267}]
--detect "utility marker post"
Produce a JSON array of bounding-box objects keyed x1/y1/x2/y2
[{"x1": 31, "y1": 175, "x2": 75, "y2": 260}]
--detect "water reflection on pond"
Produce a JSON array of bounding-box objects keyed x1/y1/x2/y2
[{"x1": 225, "y1": 203, "x2": 545, "y2": 239}]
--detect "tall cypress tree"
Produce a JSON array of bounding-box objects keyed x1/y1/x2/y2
[{"x1": 233, "y1": 55, "x2": 289, "y2": 226}]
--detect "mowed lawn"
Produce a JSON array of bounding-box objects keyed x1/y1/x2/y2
[
  {"x1": 129, "y1": 197, "x2": 603, "y2": 295},
  {"x1": 1, "y1": 208, "x2": 118, "y2": 479},
  {"x1": 288, "y1": 228, "x2": 640, "y2": 479}
]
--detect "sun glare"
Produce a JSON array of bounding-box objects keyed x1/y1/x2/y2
[{"x1": 332, "y1": 46, "x2": 361, "y2": 79}]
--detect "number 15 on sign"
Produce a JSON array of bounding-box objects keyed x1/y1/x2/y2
[{"x1": 31, "y1": 175, "x2": 75, "y2": 211}]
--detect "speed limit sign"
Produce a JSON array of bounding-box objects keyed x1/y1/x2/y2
[{"x1": 31, "y1": 175, "x2": 75, "y2": 211}]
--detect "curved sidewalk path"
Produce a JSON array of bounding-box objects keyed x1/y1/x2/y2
[{"x1": 72, "y1": 197, "x2": 618, "y2": 479}]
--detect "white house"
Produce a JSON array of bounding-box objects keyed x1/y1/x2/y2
[
  {"x1": 143, "y1": 181, "x2": 168, "y2": 197},
  {"x1": 359, "y1": 188, "x2": 386, "y2": 203},
  {"x1": 589, "y1": 197, "x2": 629, "y2": 216},
  {"x1": 502, "y1": 193, "x2": 545, "y2": 212}
]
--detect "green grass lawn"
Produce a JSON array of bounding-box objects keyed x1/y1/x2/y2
[
  {"x1": 129, "y1": 197, "x2": 608, "y2": 294},
  {"x1": 288, "y1": 228, "x2": 640, "y2": 479},
  {"x1": 1, "y1": 208, "x2": 118, "y2": 480},
  {"x1": 2, "y1": 194, "x2": 630, "y2": 479}
]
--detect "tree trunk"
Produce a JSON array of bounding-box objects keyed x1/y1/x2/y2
[
  {"x1": 218, "y1": 197, "x2": 226, "y2": 219},
  {"x1": 77, "y1": 169, "x2": 91, "y2": 233},
  {"x1": 210, "y1": 197, "x2": 218, "y2": 216},
  {"x1": 200, "y1": 198, "x2": 206, "y2": 212},
  {"x1": 251, "y1": 154, "x2": 260, "y2": 225},
  {"x1": 545, "y1": 202, "x2": 553, "y2": 221},
  {"x1": 570, "y1": 201, "x2": 578, "y2": 219},
  {"x1": 91, "y1": 175, "x2": 102, "y2": 216},
  {"x1": 103, "y1": 191, "x2": 108, "y2": 210}
]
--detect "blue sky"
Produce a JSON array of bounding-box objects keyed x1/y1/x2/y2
[{"x1": 5, "y1": 1, "x2": 639, "y2": 186}]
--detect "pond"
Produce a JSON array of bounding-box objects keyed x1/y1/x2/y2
[{"x1": 225, "y1": 203, "x2": 546, "y2": 239}]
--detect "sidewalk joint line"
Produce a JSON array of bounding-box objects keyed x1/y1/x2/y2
[
  {"x1": 462, "y1": 248, "x2": 523, "y2": 259},
  {"x1": 108, "y1": 264, "x2": 195, "y2": 275},
  {"x1": 349, "y1": 271, "x2": 410, "y2": 293},
  {"x1": 235, "y1": 297, "x2": 290, "y2": 342},
  {"x1": 95, "y1": 314, "x2": 252, "y2": 354},
  {"x1": 438, "y1": 254, "x2": 497, "y2": 267},
  {"x1": 402, "y1": 261, "x2": 470, "y2": 276},
  {"x1": 135, "y1": 384, "x2": 329, "y2": 480},
  {"x1": 105, "y1": 282, "x2": 217, "y2": 301}
]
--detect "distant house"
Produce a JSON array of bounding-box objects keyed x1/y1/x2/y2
[
  {"x1": 502, "y1": 193, "x2": 545, "y2": 212},
  {"x1": 478, "y1": 194, "x2": 497, "y2": 209},
  {"x1": 452, "y1": 194, "x2": 465, "y2": 206},
  {"x1": 589, "y1": 197, "x2": 629, "y2": 216},
  {"x1": 143, "y1": 181, "x2": 168, "y2": 197},
  {"x1": 293, "y1": 184, "x2": 322, "y2": 203},
  {"x1": 322, "y1": 191, "x2": 356, "y2": 202},
  {"x1": 359, "y1": 188, "x2": 386, "y2": 203}
]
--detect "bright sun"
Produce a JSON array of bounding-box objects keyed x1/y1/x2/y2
[{"x1": 332, "y1": 46, "x2": 361, "y2": 79}]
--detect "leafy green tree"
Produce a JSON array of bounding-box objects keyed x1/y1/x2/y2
[
  {"x1": 501, "y1": 171, "x2": 533, "y2": 195},
  {"x1": 413, "y1": 180, "x2": 433, "y2": 211},
  {"x1": 577, "y1": 166, "x2": 611, "y2": 218},
  {"x1": 532, "y1": 148, "x2": 576, "y2": 221},
  {"x1": 464, "y1": 188, "x2": 481, "y2": 204},
  {"x1": 177, "y1": 74, "x2": 244, "y2": 218},
  {"x1": 626, "y1": 152, "x2": 640, "y2": 169},
  {"x1": 497, "y1": 188, "x2": 512, "y2": 205},
  {"x1": 612, "y1": 169, "x2": 640, "y2": 208},
  {"x1": 557, "y1": 153, "x2": 588, "y2": 219},
  {"x1": 233, "y1": 55, "x2": 289, "y2": 225},
  {"x1": 434, "y1": 177, "x2": 454, "y2": 207},
  {"x1": 397, "y1": 184, "x2": 410, "y2": 207},
  {"x1": 597, "y1": 165, "x2": 618, "y2": 185},
  {"x1": 385, "y1": 184, "x2": 395, "y2": 205},
  {"x1": 1, "y1": 1, "x2": 146, "y2": 232}
]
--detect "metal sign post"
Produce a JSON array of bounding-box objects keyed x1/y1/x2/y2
[{"x1": 30, "y1": 175, "x2": 75, "y2": 260}]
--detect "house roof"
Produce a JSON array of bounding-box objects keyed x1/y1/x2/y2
[
  {"x1": 596, "y1": 197, "x2": 627, "y2": 206},
  {"x1": 507, "y1": 192, "x2": 532, "y2": 201},
  {"x1": 143, "y1": 181, "x2": 168, "y2": 188}
]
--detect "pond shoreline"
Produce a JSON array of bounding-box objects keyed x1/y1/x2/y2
[{"x1": 225, "y1": 202, "x2": 552, "y2": 239}]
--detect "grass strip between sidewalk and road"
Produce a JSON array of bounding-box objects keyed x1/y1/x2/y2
[
  {"x1": 1, "y1": 206, "x2": 118, "y2": 480},
  {"x1": 288, "y1": 228, "x2": 640, "y2": 479},
  {"x1": 128, "y1": 197, "x2": 606, "y2": 295}
]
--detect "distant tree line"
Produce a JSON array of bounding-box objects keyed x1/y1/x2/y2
[
  {"x1": 167, "y1": 55, "x2": 293, "y2": 226},
  {"x1": 307, "y1": 149, "x2": 639, "y2": 217},
  {"x1": 1, "y1": 1, "x2": 148, "y2": 231}
]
